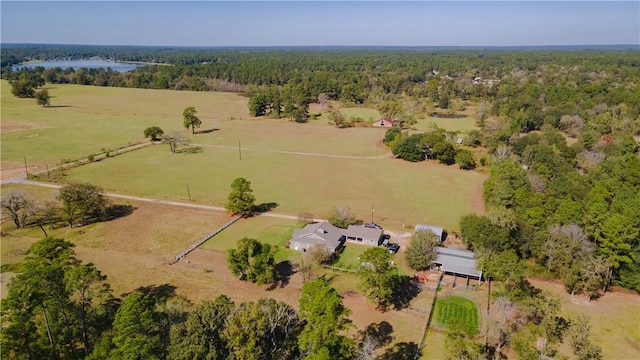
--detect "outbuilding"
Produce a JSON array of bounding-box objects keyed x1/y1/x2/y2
[
  {"x1": 373, "y1": 118, "x2": 394, "y2": 127},
  {"x1": 432, "y1": 246, "x2": 483, "y2": 286},
  {"x1": 414, "y1": 224, "x2": 446, "y2": 243}
]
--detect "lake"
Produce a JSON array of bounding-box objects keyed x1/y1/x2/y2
[{"x1": 13, "y1": 59, "x2": 143, "y2": 73}]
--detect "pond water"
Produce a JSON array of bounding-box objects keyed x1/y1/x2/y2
[
  {"x1": 13, "y1": 59, "x2": 143, "y2": 73},
  {"x1": 429, "y1": 112, "x2": 466, "y2": 119}
]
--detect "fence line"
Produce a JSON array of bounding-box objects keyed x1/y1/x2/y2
[
  {"x1": 321, "y1": 264, "x2": 358, "y2": 273},
  {"x1": 415, "y1": 272, "x2": 444, "y2": 359},
  {"x1": 169, "y1": 214, "x2": 243, "y2": 265}
]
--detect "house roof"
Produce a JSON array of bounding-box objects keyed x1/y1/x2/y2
[
  {"x1": 433, "y1": 246, "x2": 482, "y2": 278},
  {"x1": 290, "y1": 222, "x2": 344, "y2": 250},
  {"x1": 344, "y1": 225, "x2": 383, "y2": 240},
  {"x1": 373, "y1": 118, "x2": 394, "y2": 124},
  {"x1": 414, "y1": 224, "x2": 445, "y2": 240}
]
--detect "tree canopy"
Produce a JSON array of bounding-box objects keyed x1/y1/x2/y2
[
  {"x1": 225, "y1": 177, "x2": 256, "y2": 216},
  {"x1": 182, "y1": 106, "x2": 201, "y2": 134},
  {"x1": 227, "y1": 237, "x2": 278, "y2": 285}
]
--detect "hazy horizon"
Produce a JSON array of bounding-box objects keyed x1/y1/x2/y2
[{"x1": 2, "y1": 1, "x2": 638, "y2": 47}]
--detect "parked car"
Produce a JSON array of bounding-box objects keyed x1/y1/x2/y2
[
  {"x1": 365, "y1": 223, "x2": 383, "y2": 229},
  {"x1": 388, "y1": 243, "x2": 400, "y2": 253}
]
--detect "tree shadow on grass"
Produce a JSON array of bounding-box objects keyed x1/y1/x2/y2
[
  {"x1": 103, "y1": 204, "x2": 135, "y2": 221},
  {"x1": 391, "y1": 275, "x2": 420, "y2": 310},
  {"x1": 196, "y1": 128, "x2": 219, "y2": 134},
  {"x1": 176, "y1": 146, "x2": 203, "y2": 154},
  {"x1": 46, "y1": 105, "x2": 71, "y2": 108},
  {"x1": 358, "y1": 321, "x2": 394, "y2": 347},
  {"x1": 379, "y1": 342, "x2": 420, "y2": 360},
  {"x1": 267, "y1": 260, "x2": 293, "y2": 291},
  {"x1": 253, "y1": 202, "x2": 279, "y2": 213},
  {"x1": 133, "y1": 284, "x2": 177, "y2": 303}
]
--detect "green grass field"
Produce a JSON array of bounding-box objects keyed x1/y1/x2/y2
[
  {"x1": 411, "y1": 115, "x2": 479, "y2": 134},
  {"x1": 199, "y1": 215, "x2": 301, "y2": 263},
  {"x1": 432, "y1": 296, "x2": 479, "y2": 332},
  {"x1": 62, "y1": 144, "x2": 485, "y2": 232},
  {"x1": 0, "y1": 80, "x2": 250, "y2": 166}
]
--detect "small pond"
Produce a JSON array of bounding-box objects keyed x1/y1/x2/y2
[
  {"x1": 430, "y1": 112, "x2": 466, "y2": 119},
  {"x1": 12, "y1": 59, "x2": 144, "y2": 73}
]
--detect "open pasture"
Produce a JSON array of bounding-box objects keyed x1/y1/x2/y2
[
  {"x1": 529, "y1": 279, "x2": 640, "y2": 360},
  {"x1": 192, "y1": 117, "x2": 386, "y2": 157},
  {"x1": 0, "y1": 80, "x2": 250, "y2": 171},
  {"x1": 63, "y1": 144, "x2": 486, "y2": 232},
  {"x1": 411, "y1": 115, "x2": 479, "y2": 134}
]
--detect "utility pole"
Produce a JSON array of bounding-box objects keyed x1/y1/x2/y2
[
  {"x1": 238, "y1": 141, "x2": 242, "y2": 160},
  {"x1": 46, "y1": 165, "x2": 51, "y2": 182},
  {"x1": 371, "y1": 202, "x2": 375, "y2": 223},
  {"x1": 24, "y1": 156, "x2": 28, "y2": 176},
  {"x1": 186, "y1": 183, "x2": 192, "y2": 202}
]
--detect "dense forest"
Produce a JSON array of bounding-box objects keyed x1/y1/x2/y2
[{"x1": 2, "y1": 44, "x2": 639, "y2": 359}]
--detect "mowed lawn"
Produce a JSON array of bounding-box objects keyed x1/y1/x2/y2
[
  {"x1": 431, "y1": 296, "x2": 480, "y2": 331},
  {"x1": 200, "y1": 215, "x2": 302, "y2": 263},
  {"x1": 63, "y1": 144, "x2": 486, "y2": 232}
]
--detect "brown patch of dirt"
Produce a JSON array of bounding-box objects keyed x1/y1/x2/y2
[
  {"x1": 0, "y1": 161, "x2": 50, "y2": 180},
  {"x1": 442, "y1": 233, "x2": 467, "y2": 249},
  {"x1": 0, "y1": 122, "x2": 46, "y2": 133}
]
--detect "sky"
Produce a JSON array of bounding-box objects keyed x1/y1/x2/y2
[{"x1": 1, "y1": 1, "x2": 639, "y2": 47}]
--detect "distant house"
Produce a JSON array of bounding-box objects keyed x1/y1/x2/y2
[
  {"x1": 373, "y1": 118, "x2": 394, "y2": 127},
  {"x1": 432, "y1": 246, "x2": 483, "y2": 285},
  {"x1": 289, "y1": 222, "x2": 345, "y2": 253},
  {"x1": 414, "y1": 224, "x2": 445, "y2": 243},
  {"x1": 344, "y1": 225, "x2": 383, "y2": 246}
]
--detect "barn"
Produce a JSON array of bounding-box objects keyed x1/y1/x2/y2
[{"x1": 373, "y1": 118, "x2": 394, "y2": 127}]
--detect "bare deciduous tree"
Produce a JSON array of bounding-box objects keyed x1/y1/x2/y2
[
  {"x1": 354, "y1": 334, "x2": 378, "y2": 360},
  {"x1": 544, "y1": 223, "x2": 594, "y2": 273},
  {"x1": 317, "y1": 93, "x2": 328, "y2": 111},
  {"x1": 577, "y1": 150, "x2": 606, "y2": 173},
  {"x1": 488, "y1": 296, "x2": 525, "y2": 354},
  {"x1": 491, "y1": 145, "x2": 518, "y2": 164},
  {"x1": 559, "y1": 115, "x2": 584, "y2": 137},
  {"x1": 1, "y1": 190, "x2": 32, "y2": 228},
  {"x1": 161, "y1": 132, "x2": 190, "y2": 153}
]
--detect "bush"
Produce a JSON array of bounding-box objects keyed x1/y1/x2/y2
[
  {"x1": 327, "y1": 206, "x2": 362, "y2": 229},
  {"x1": 455, "y1": 149, "x2": 476, "y2": 170}
]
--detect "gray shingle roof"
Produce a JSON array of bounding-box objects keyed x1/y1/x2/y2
[
  {"x1": 290, "y1": 222, "x2": 344, "y2": 250},
  {"x1": 344, "y1": 225, "x2": 383, "y2": 241}
]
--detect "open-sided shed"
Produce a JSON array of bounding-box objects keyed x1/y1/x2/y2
[{"x1": 432, "y1": 246, "x2": 482, "y2": 285}]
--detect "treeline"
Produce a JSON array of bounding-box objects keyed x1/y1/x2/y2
[
  {"x1": 461, "y1": 124, "x2": 640, "y2": 294},
  {"x1": 3, "y1": 46, "x2": 640, "y2": 120}
]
